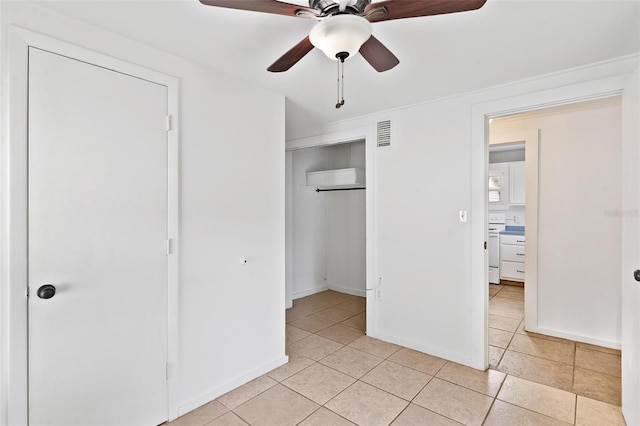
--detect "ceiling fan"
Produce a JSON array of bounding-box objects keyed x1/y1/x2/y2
[{"x1": 199, "y1": 0, "x2": 488, "y2": 73}]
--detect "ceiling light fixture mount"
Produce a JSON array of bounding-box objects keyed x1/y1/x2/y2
[{"x1": 335, "y1": 51, "x2": 347, "y2": 108}]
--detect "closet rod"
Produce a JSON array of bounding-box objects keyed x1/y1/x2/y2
[{"x1": 316, "y1": 187, "x2": 366, "y2": 193}]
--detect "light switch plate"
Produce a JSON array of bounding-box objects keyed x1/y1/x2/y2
[{"x1": 459, "y1": 210, "x2": 467, "y2": 223}]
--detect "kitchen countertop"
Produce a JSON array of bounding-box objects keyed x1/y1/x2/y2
[{"x1": 500, "y1": 225, "x2": 525, "y2": 236}]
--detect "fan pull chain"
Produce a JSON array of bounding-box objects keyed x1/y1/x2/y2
[{"x1": 336, "y1": 56, "x2": 345, "y2": 109}]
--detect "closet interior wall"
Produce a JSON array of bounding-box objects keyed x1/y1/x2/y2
[{"x1": 289, "y1": 141, "x2": 366, "y2": 300}]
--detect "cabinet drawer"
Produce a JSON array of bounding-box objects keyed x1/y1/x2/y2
[
  {"x1": 501, "y1": 261, "x2": 525, "y2": 281},
  {"x1": 501, "y1": 234, "x2": 525, "y2": 245},
  {"x1": 501, "y1": 244, "x2": 525, "y2": 262}
]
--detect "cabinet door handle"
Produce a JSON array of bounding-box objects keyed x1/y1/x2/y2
[
  {"x1": 516, "y1": 240, "x2": 525, "y2": 243},
  {"x1": 517, "y1": 253, "x2": 525, "y2": 256},
  {"x1": 516, "y1": 270, "x2": 525, "y2": 273}
]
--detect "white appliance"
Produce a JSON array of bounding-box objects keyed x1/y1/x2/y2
[{"x1": 488, "y1": 213, "x2": 506, "y2": 284}]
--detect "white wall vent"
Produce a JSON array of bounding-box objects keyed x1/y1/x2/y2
[{"x1": 377, "y1": 120, "x2": 391, "y2": 147}]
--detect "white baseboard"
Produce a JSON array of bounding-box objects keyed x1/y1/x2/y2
[
  {"x1": 176, "y1": 355, "x2": 289, "y2": 419},
  {"x1": 293, "y1": 285, "x2": 329, "y2": 300},
  {"x1": 328, "y1": 284, "x2": 366, "y2": 298},
  {"x1": 367, "y1": 330, "x2": 475, "y2": 370},
  {"x1": 529, "y1": 327, "x2": 621, "y2": 350}
]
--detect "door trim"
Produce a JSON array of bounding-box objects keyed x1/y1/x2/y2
[
  {"x1": 2, "y1": 26, "x2": 180, "y2": 424},
  {"x1": 470, "y1": 75, "x2": 628, "y2": 371}
]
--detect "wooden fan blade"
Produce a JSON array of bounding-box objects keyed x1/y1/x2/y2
[
  {"x1": 359, "y1": 35, "x2": 399, "y2": 72},
  {"x1": 268, "y1": 37, "x2": 315, "y2": 72},
  {"x1": 365, "y1": 0, "x2": 487, "y2": 22},
  {"x1": 199, "y1": 0, "x2": 318, "y2": 18}
]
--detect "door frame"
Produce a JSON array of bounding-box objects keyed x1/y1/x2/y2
[
  {"x1": 470, "y1": 74, "x2": 629, "y2": 370},
  {"x1": 1, "y1": 26, "x2": 180, "y2": 425},
  {"x1": 285, "y1": 125, "x2": 378, "y2": 336}
]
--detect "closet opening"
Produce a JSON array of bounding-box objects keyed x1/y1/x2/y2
[{"x1": 285, "y1": 139, "x2": 367, "y2": 338}]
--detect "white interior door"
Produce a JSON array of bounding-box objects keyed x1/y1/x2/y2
[
  {"x1": 621, "y1": 71, "x2": 640, "y2": 425},
  {"x1": 28, "y1": 47, "x2": 168, "y2": 425}
]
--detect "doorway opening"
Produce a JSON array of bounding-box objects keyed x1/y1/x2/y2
[
  {"x1": 484, "y1": 96, "x2": 623, "y2": 407},
  {"x1": 284, "y1": 138, "x2": 368, "y2": 348}
]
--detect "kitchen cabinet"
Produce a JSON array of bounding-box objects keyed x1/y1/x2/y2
[
  {"x1": 500, "y1": 233, "x2": 525, "y2": 282},
  {"x1": 509, "y1": 161, "x2": 525, "y2": 205},
  {"x1": 489, "y1": 161, "x2": 525, "y2": 209},
  {"x1": 488, "y1": 163, "x2": 509, "y2": 211}
]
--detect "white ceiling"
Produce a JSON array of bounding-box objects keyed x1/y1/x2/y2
[{"x1": 32, "y1": 0, "x2": 640, "y2": 138}]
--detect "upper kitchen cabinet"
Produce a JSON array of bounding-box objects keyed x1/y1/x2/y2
[
  {"x1": 509, "y1": 161, "x2": 525, "y2": 205},
  {"x1": 488, "y1": 163, "x2": 509, "y2": 211},
  {"x1": 489, "y1": 161, "x2": 525, "y2": 209}
]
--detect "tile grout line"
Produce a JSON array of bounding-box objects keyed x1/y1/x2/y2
[
  {"x1": 502, "y1": 345, "x2": 576, "y2": 367},
  {"x1": 293, "y1": 405, "x2": 323, "y2": 425},
  {"x1": 386, "y1": 404, "x2": 410, "y2": 426},
  {"x1": 284, "y1": 290, "x2": 621, "y2": 425},
  {"x1": 303, "y1": 294, "x2": 443, "y2": 425},
  {"x1": 501, "y1": 329, "x2": 624, "y2": 382},
  {"x1": 491, "y1": 319, "x2": 521, "y2": 370},
  {"x1": 321, "y1": 291, "x2": 506, "y2": 425},
  {"x1": 288, "y1": 299, "x2": 380, "y2": 424},
  {"x1": 280, "y1": 294, "x2": 367, "y2": 424},
  {"x1": 491, "y1": 396, "x2": 580, "y2": 426},
  {"x1": 571, "y1": 337, "x2": 577, "y2": 403},
  {"x1": 480, "y1": 373, "x2": 508, "y2": 425},
  {"x1": 480, "y1": 398, "x2": 497, "y2": 425}
]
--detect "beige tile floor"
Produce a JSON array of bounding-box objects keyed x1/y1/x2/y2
[{"x1": 170, "y1": 288, "x2": 626, "y2": 426}]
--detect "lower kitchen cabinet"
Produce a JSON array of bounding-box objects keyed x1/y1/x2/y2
[{"x1": 500, "y1": 234, "x2": 525, "y2": 282}]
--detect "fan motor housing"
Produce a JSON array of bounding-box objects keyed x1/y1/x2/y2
[{"x1": 309, "y1": 0, "x2": 371, "y2": 15}]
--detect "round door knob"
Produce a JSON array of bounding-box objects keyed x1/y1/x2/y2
[{"x1": 37, "y1": 284, "x2": 56, "y2": 299}]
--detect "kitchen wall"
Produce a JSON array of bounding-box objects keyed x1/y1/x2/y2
[
  {"x1": 0, "y1": 2, "x2": 285, "y2": 422},
  {"x1": 489, "y1": 147, "x2": 525, "y2": 163},
  {"x1": 287, "y1": 56, "x2": 639, "y2": 368},
  {"x1": 490, "y1": 97, "x2": 622, "y2": 345},
  {"x1": 288, "y1": 141, "x2": 366, "y2": 299},
  {"x1": 503, "y1": 206, "x2": 525, "y2": 226}
]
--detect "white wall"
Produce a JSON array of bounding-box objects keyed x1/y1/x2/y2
[
  {"x1": 326, "y1": 142, "x2": 366, "y2": 296},
  {"x1": 287, "y1": 56, "x2": 639, "y2": 368},
  {"x1": 290, "y1": 146, "x2": 329, "y2": 298},
  {"x1": 491, "y1": 99, "x2": 623, "y2": 345},
  {"x1": 289, "y1": 141, "x2": 366, "y2": 299},
  {"x1": 0, "y1": 2, "x2": 286, "y2": 423}
]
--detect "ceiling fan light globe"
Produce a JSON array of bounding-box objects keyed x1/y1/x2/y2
[{"x1": 309, "y1": 15, "x2": 372, "y2": 60}]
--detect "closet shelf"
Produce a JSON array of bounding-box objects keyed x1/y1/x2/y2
[{"x1": 306, "y1": 168, "x2": 365, "y2": 190}]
